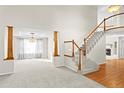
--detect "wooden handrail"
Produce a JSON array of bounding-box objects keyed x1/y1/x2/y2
[
  {"x1": 106, "y1": 26, "x2": 124, "y2": 31},
  {"x1": 64, "y1": 54, "x2": 74, "y2": 57},
  {"x1": 99, "y1": 25, "x2": 114, "y2": 28},
  {"x1": 105, "y1": 12, "x2": 124, "y2": 20},
  {"x1": 64, "y1": 41, "x2": 73, "y2": 43},
  {"x1": 73, "y1": 42, "x2": 80, "y2": 50},
  {"x1": 85, "y1": 20, "x2": 104, "y2": 41}
]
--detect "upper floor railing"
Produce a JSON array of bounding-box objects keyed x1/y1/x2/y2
[{"x1": 83, "y1": 12, "x2": 124, "y2": 55}]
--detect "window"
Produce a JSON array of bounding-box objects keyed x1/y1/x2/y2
[{"x1": 24, "y1": 39, "x2": 36, "y2": 54}]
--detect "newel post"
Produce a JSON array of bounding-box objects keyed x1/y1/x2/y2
[
  {"x1": 83, "y1": 38, "x2": 86, "y2": 56},
  {"x1": 104, "y1": 18, "x2": 106, "y2": 31},
  {"x1": 72, "y1": 40, "x2": 74, "y2": 57},
  {"x1": 78, "y1": 48, "x2": 82, "y2": 70}
]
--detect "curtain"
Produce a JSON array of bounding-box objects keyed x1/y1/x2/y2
[
  {"x1": 35, "y1": 39, "x2": 43, "y2": 58},
  {"x1": 17, "y1": 38, "x2": 48, "y2": 60},
  {"x1": 18, "y1": 38, "x2": 25, "y2": 60},
  {"x1": 42, "y1": 38, "x2": 48, "y2": 59},
  {"x1": 23, "y1": 39, "x2": 36, "y2": 59}
]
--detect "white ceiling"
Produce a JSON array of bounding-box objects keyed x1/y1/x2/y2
[
  {"x1": 98, "y1": 5, "x2": 109, "y2": 11},
  {"x1": 13, "y1": 27, "x2": 50, "y2": 38}
]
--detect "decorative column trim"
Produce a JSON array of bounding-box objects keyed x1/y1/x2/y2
[
  {"x1": 54, "y1": 31, "x2": 60, "y2": 57},
  {"x1": 5, "y1": 26, "x2": 14, "y2": 60}
]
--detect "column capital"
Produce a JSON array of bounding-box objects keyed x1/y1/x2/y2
[{"x1": 7, "y1": 25, "x2": 13, "y2": 28}]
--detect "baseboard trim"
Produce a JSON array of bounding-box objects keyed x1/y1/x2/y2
[
  {"x1": 0, "y1": 72, "x2": 14, "y2": 76},
  {"x1": 82, "y1": 67, "x2": 99, "y2": 75},
  {"x1": 98, "y1": 62, "x2": 106, "y2": 65},
  {"x1": 65, "y1": 64, "x2": 78, "y2": 72}
]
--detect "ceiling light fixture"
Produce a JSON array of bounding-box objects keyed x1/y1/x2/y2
[
  {"x1": 107, "y1": 5, "x2": 121, "y2": 13},
  {"x1": 29, "y1": 33, "x2": 36, "y2": 42}
]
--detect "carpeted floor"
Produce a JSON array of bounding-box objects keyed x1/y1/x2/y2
[{"x1": 0, "y1": 60, "x2": 104, "y2": 88}]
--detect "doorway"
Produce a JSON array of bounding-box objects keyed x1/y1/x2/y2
[{"x1": 119, "y1": 37, "x2": 124, "y2": 59}]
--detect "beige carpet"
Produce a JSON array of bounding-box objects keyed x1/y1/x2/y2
[{"x1": 0, "y1": 60, "x2": 104, "y2": 88}]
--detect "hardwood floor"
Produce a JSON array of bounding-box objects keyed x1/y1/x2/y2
[{"x1": 85, "y1": 59, "x2": 124, "y2": 88}]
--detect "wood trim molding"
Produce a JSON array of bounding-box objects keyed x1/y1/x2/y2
[
  {"x1": 54, "y1": 31, "x2": 60, "y2": 57},
  {"x1": 5, "y1": 26, "x2": 14, "y2": 60}
]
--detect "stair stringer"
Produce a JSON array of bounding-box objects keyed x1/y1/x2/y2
[
  {"x1": 86, "y1": 32, "x2": 106, "y2": 65},
  {"x1": 79, "y1": 32, "x2": 106, "y2": 74}
]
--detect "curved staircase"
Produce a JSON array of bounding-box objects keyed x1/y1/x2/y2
[{"x1": 64, "y1": 12, "x2": 124, "y2": 74}]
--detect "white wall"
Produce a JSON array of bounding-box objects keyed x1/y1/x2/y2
[
  {"x1": 0, "y1": 6, "x2": 97, "y2": 67},
  {"x1": 0, "y1": 28, "x2": 4, "y2": 60},
  {"x1": 0, "y1": 7, "x2": 5, "y2": 60},
  {"x1": 120, "y1": 6, "x2": 124, "y2": 26}
]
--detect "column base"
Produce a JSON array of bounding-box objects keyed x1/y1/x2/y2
[{"x1": 4, "y1": 57, "x2": 14, "y2": 60}]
